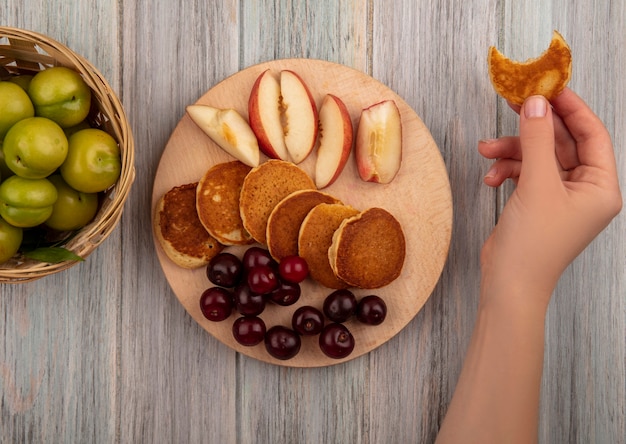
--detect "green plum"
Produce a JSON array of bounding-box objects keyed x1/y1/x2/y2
[
  {"x1": 3, "y1": 117, "x2": 68, "y2": 179},
  {"x1": 61, "y1": 128, "x2": 121, "y2": 193},
  {"x1": 0, "y1": 81, "x2": 35, "y2": 140},
  {"x1": 28, "y1": 66, "x2": 92, "y2": 128},
  {"x1": 0, "y1": 216, "x2": 23, "y2": 263},
  {"x1": 45, "y1": 175, "x2": 99, "y2": 231},
  {"x1": 0, "y1": 141, "x2": 16, "y2": 182},
  {"x1": 0, "y1": 176, "x2": 58, "y2": 228}
]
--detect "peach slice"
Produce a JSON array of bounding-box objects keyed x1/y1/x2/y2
[
  {"x1": 314, "y1": 94, "x2": 353, "y2": 188},
  {"x1": 248, "y1": 69, "x2": 290, "y2": 160},
  {"x1": 187, "y1": 105, "x2": 260, "y2": 167},
  {"x1": 281, "y1": 70, "x2": 319, "y2": 164},
  {"x1": 355, "y1": 100, "x2": 402, "y2": 184},
  {"x1": 248, "y1": 69, "x2": 319, "y2": 164}
]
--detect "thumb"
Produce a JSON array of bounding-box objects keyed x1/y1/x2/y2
[{"x1": 518, "y1": 95, "x2": 560, "y2": 189}]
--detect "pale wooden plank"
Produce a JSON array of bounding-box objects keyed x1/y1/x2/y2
[
  {"x1": 500, "y1": 1, "x2": 626, "y2": 443},
  {"x1": 0, "y1": 1, "x2": 622, "y2": 443},
  {"x1": 240, "y1": 0, "x2": 369, "y2": 69},
  {"x1": 117, "y1": 1, "x2": 241, "y2": 443},
  {"x1": 0, "y1": 2, "x2": 122, "y2": 443},
  {"x1": 237, "y1": 1, "x2": 371, "y2": 443},
  {"x1": 369, "y1": 0, "x2": 500, "y2": 442},
  {"x1": 0, "y1": 256, "x2": 121, "y2": 443}
]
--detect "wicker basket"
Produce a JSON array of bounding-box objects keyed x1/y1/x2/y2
[{"x1": 0, "y1": 27, "x2": 135, "y2": 283}]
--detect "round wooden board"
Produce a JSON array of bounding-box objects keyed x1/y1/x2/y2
[{"x1": 151, "y1": 59, "x2": 453, "y2": 367}]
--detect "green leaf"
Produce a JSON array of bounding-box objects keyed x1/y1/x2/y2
[{"x1": 23, "y1": 247, "x2": 84, "y2": 264}]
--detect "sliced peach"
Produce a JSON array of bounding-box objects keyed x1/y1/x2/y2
[
  {"x1": 187, "y1": 105, "x2": 260, "y2": 167},
  {"x1": 314, "y1": 94, "x2": 353, "y2": 188},
  {"x1": 248, "y1": 69, "x2": 289, "y2": 160},
  {"x1": 281, "y1": 70, "x2": 319, "y2": 164},
  {"x1": 355, "y1": 100, "x2": 402, "y2": 184}
]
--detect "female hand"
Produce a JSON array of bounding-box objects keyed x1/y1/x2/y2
[
  {"x1": 478, "y1": 88, "x2": 622, "y2": 304},
  {"x1": 436, "y1": 90, "x2": 621, "y2": 444}
]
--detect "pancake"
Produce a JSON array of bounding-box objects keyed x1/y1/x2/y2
[
  {"x1": 196, "y1": 160, "x2": 253, "y2": 245},
  {"x1": 329, "y1": 207, "x2": 405, "y2": 289},
  {"x1": 239, "y1": 159, "x2": 316, "y2": 245},
  {"x1": 488, "y1": 30, "x2": 572, "y2": 105},
  {"x1": 266, "y1": 189, "x2": 341, "y2": 261},
  {"x1": 298, "y1": 203, "x2": 359, "y2": 289},
  {"x1": 154, "y1": 182, "x2": 224, "y2": 269}
]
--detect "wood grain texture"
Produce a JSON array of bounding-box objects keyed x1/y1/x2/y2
[
  {"x1": 1, "y1": 0, "x2": 624, "y2": 443},
  {"x1": 117, "y1": 2, "x2": 241, "y2": 443},
  {"x1": 1, "y1": 2, "x2": 122, "y2": 443},
  {"x1": 499, "y1": 3, "x2": 626, "y2": 443},
  {"x1": 370, "y1": 1, "x2": 500, "y2": 442}
]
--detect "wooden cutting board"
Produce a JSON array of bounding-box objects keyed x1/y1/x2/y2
[{"x1": 151, "y1": 58, "x2": 453, "y2": 367}]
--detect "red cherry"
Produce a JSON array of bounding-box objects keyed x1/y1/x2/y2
[
  {"x1": 247, "y1": 265, "x2": 279, "y2": 294},
  {"x1": 278, "y1": 255, "x2": 309, "y2": 283},
  {"x1": 199, "y1": 287, "x2": 233, "y2": 322}
]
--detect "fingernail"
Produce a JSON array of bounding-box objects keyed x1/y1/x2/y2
[
  {"x1": 479, "y1": 138, "x2": 498, "y2": 144},
  {"x1": 484, "y1": 166, "x2": 497, "y2": 179},
  {"x1": 524, "y1": 95, "x2": 548, "y2": 118}
]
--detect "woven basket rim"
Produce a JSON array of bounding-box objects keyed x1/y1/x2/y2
[{"x1": 0, "y1": 26, "x2": 135, "y2": 283}]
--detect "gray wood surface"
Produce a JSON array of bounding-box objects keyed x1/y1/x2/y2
[{"x1": 1, "y1": 1, "x2": 624, "y2": 443}]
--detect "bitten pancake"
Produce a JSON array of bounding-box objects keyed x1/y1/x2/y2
[
  {"x1": 298, "y1": 203, "x2": 359, "y2": 289},
  {"x1": 239, "y1": 159, "x2": 316, "y2": 245},
  {"x1": 329, "y1": 207, "x2": 405, "y2": 289},
  {"x1": 196, "y1": 160, "x2": 253, "y2": 245},
  {"x1": 154, "y1": 183, "x2": 224, "y2": 269},
  {"x1": 488, "y1": 30, "x2": 572, "y2": 105},
  {"x1": 267, "y1": 189, "x2": 341, "y2": 261}
]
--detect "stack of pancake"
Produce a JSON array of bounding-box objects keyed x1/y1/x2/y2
[{"x1": 154, "y1": 159, "x2": 405, "y2": 289}]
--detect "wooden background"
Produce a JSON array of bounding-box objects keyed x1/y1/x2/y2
[{"x1": 1, "y1": 1, "x2": 624, "y2": 443}]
